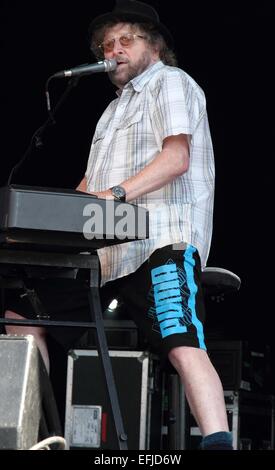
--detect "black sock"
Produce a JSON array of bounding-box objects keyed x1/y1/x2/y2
[{"x1": 200, "y1": 431, "x2": 233, "y2": 450}]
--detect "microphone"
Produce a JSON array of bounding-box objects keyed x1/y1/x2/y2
[{"x1": 52, "y1": 58, "x2": 117, "y2": 78}]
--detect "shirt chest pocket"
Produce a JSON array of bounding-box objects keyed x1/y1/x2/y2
[
  {"x1": 92, "y1": 109, "x2": 143, "y2": 147},
  {"x1": 116, "y1": 110, "x2": 143, "y2": 130},
  {"x1": 93, "y1": 128, "x2": 107, "y2": 145}
]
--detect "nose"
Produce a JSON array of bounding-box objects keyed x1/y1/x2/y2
[{"x1": 112, "y1": 38, "x2": 125, "y2": 56}]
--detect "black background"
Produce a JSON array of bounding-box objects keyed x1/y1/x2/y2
[{"x1": 0, "y1": 1, "x2": 273, "y2": 367}]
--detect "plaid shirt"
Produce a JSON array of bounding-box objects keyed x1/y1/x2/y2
[{"x1": 86, "y1": 61, "x2": 215, "y2": 286}]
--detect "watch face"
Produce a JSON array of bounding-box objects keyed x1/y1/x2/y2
[{"x1": 112, "y1": 186, "x2": 126, "y2": 201}]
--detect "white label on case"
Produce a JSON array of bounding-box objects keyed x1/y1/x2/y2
[{"x1": 71, "y1": 405, "x2": 102, "y2": 447}]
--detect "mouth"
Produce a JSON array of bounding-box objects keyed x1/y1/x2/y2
[{"x1": 116, "y1": 61, "x2": 128, "y2": 67}]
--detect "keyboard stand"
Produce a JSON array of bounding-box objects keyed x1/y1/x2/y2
[{"x1": 0, "y1": 248, "x2": 128, "y2": 450}]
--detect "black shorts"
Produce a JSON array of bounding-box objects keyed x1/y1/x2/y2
[{"x1": 3, "y1": 244, "x2": 206, "y2": 356}]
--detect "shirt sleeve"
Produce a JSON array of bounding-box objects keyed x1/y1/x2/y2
[{"x1": 149, "y1": 68, "x2": 206, "y2": 143}]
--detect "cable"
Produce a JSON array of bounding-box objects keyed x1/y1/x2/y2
[{"x1": 29, "y1": 436, "x2": 67, "y2": 450}]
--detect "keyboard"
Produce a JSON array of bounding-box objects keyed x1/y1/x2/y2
[{"x1": 0, "y1": 185, "x2": 149, "y2": 252}]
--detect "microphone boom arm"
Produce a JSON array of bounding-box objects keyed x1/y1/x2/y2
[
  {"x1": 6, "y1": 59, "x2": 117, "y2": 186},
  {"x1": 7, "y1": 77, "x2": 79, "y2": 186}
]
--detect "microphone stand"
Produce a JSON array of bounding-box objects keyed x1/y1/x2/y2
[{"x1": 7, "y1": 77, "x2": 79, "y2": 186}]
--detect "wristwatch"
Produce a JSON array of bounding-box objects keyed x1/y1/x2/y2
[{"x1": 110, "y1": 185, "x2": 126, "y2": 202}]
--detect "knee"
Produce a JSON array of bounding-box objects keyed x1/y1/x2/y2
[
  {"x1": 168, "y1": 346, "x2": 189, "y2": 371},
  {"x1": 5, "y1": 310, "x2": 22, "y2": 334},
  {"x1": 5, "y1": 309, "x2": 24, "y2": 320},
  {"x1": 168, "y1": 345, "x2": 208, "y2": 371},
  {"x1": 4, "y1": 310, "x2": 46, "y2": 339}
]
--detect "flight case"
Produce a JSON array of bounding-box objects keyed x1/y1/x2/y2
[{"x1": 65, "y1": 349, "x2": 164, "y2": 450}]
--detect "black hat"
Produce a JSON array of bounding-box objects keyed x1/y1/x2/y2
[{"x1": 88, "y1": 0, "x2": 174, "y2": 48}]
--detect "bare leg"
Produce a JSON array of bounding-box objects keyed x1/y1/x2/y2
[
  {"x1": 168, "y1": 346, "x2": 229, "y2": 437},
  {"x1": 5, "y1": 310, "x2": 50, "y2": 374}
]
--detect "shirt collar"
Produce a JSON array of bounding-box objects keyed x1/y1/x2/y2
[{"x1": 116, "y1": 61, "x2": 165, "y2": 96}]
